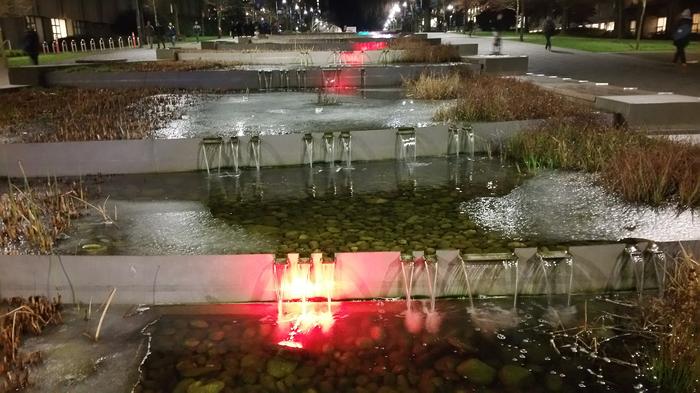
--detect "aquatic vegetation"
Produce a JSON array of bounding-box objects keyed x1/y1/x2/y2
[
  {"x1": 0, "y1": 180, "x2": 85, "y2": 254},
  {"x1": 0, "y1": 296, "x2": 62, "y2": 393},
  {"x1": 645, "y1": 251, "x2": 700, "y2": 393},
  {"x1": 0, "y1": 88, "x2": 199, "y2": 143},
  {"x1": 403, "y1": 72, "x2": 466, "y2": 100},
  {"x1": 390, "y1": 37, "x2": 461, "y2": 63},
  {"x1": 509, "y1": 116, "x2": 700, "y2": 208},
  {"x1": 63, "y1": 60, "x2": 243, "y2": 73},
  {"x1": 433, "y1": 74, "x2": 585, "y2": 122}
]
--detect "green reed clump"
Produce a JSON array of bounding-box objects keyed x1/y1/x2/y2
[
  {"x1": 509, "y1": 117, "x2": 700, "y2": 208},
  {"x1": 434, "y1": 74, "x2": 584, "y2": 122}
]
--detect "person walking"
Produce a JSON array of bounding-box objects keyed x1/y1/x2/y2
[
  {"x1": 544, "y1": 16, "x2": 556, "y2": 51},
  {"x1": 193, "y1": 21, "x2": 202, "y2": 42},
  {"x1": 145, "y1": 20, "x2": 155, "y2": 49},
  {"x1": 672, "y1": 9, "x2": 692, "y2": 66},
  {"x1": 167, "y1": 22, "x2": 177, "y2": 47},
  {"x1": 155, "y1": 23, "x2": 167, "y2": 49},
  {"x1": 23, "y1": 27, "x2": 40, "y2": 65}
]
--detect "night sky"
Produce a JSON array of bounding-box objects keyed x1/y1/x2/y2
[{"x1": 325, "y1": 0, "x2": 389, "y2": 30}]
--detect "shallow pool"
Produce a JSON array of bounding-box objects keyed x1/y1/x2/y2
[
  {"x1": 136, "y1": 296, "x2": 650, "y2": 393},
  {"x1": 156, "y1": 90, "x2": 449, "y2": 138}
]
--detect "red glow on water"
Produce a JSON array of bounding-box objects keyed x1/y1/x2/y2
[
  {"x1": 274, "y1": 255, "x2": 336, "y2": 349},
  {"x1": 352, "y1": 41, "x2": 388, "y2": 52},
  {"x1": 277, "y1": 340, "x2": 303, "y2": 349},
  {"x1": 340, "y1": 51, "x2": 366, "y2": 66}
]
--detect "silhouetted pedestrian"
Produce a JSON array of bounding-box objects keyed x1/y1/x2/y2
[
  {"x1": 23, "y1": 27, "x2": 40, "y2": 65},
  {"x1": 155, "y1": 23, "x2": 167, "y2": 49},
  {"x1": 672, "y1": 9, "x2": 692, "y2": 66},
  {"x1": 466, "y1": 20, "x2": 475, "y2": 37},
  {"x1": 145, "y1": 20, "x2": 155, "y2": 49},
  {"x1": 544, "y1": 17, "x2": 556, "y2": 51},
  {"x1": 167, "y1": 22, "x2": 177, "y2": 47},
  {"x1": 193, "y1": 21, "x2": 202, "y2": 42}
]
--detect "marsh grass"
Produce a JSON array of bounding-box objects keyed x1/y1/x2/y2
[
  {"x1": 404, "y1": 72, "x2": 466, "y2": 100},
  {"x1": 1, "y1": 180, "x2": 85, "y2": 254},
  {"x1": 65, "y1": 60, "x2": 242, "y2": 73},
  {"x1": 433, "y1": 74, "x2": 584, "y2": 122},
  {"x1": 390, "y1": 37, "x2": 461, "y2": 63},
  {"x1": 645, "y1": 251, "x2": 700, "y2": 393},
  {"x1": 0, "y1": 88, "x2": 198, "y2": 143},
  {"x1": 509, "y1": 117, "x2": 700, "y2": 208}
]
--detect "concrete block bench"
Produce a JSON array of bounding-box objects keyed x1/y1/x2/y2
[
  {"x1": 463, "y1": 55, "x2": 529, "y2": 75},
  {"x1": 595, "y1": 94, "x2": 700, "y2": 130}
]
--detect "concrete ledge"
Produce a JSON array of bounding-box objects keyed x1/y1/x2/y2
[
  {"x1": 463, "y1": 55, "x2": 529, "y2": 75},
  {"x1": 455, "y1": 43, "x2": 478, "y2": 56},
  {"x1": 45, "y1": 63, "x2": 474, "y2": 90},
  {"x1": 0, "y1": 241, "x2": 694, "y2": 305},
  {"x1": 0, "y1": 120, "x2": 543, "y2": 177},
  {"x1": 595, "y1": 94, "x2": 700, "y2": 128}
]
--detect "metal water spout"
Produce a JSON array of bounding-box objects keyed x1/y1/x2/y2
[
  {"x1": 624, "y1": 243, "x2": 645, "y2": 300},
  {"x1": 462, "y1": 125, "x2": 475, "y2": 160},
  {"x1": 229, "y1": 137, "x2": 240, "y2": 175},
  {"x1": 535, "y1": 250, "x2": 575, "y2": 307},
  {"x1": 400, "y1": 253, "x2": 416, "y2": 309},
  {"x1": 322, "y1": 132, "x2": 335, "y2": 167},
  {"x1": 303, "y1": 133, "x2": 314, "y2": 168},
  {"x1": 424, "y1": 253, "x2": 439, "y2": 311},
  {"x1": 249, "y1": 135, "x2": 262, "y2": 171},
  {"x1": 447, "y1": 125, "x2": 460, "y2": 156},
  {"x1": 339, "y1": 131, "x2": 352, "y2": 169},
  {"x1": 396, "y1": 127, "x2": 417, "y2": 163},
  {"x1": 644, "y1": 242, "x2": 667, "y2": 296},
  {"x1": 200, "y1": 137, "x2": 224, "y2": 176}
]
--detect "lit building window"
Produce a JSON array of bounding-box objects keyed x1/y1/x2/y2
[
  {"x1": 629, "y1": 20, "x2": 636, "y2": 33},
  {"x1": 656, "y1": 17, "x2": 666, "y2": 33},
  {"x1": 606, "y1": 22, "x2": 615, "y2": 31},
  {"x1": 25, "y1": 16, "x2": 37, "y2": 31},
  {"x1": 51, "y1": 18, "x2": 68, "y2": 40},
  {"x1": 693, "y1": 13, "x2": 700, "y2": 33}
]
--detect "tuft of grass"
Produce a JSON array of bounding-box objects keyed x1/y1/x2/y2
[
  {"x1": 509, "y1": 117, "x2": 700, "y2": 208},
  {"x1": 0, "y1": 180, "x2": 85, "y2": 254},
  {"x1": 390, "y1": 37, "x2": 461, "y2": 63},
  {"x1": 433, "y1": 74, "x2": 584, "y2": 122},
  {"x1": 645, "y1": 250, "x2": 700, "y2": 393},
  {"x1": 404, "y1": 72, "x2": 467, "y2": 100},
  {"x1": 1, "y1": 296, "x2": 62, "y2": 391}
]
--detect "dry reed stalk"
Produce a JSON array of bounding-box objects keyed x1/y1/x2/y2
[{"x1": 0, "y1": 296, "x2": 62, "y2": 393}]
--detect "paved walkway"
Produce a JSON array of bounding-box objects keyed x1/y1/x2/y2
[{"x1": 431, "y1": 32, "x2": 700, "y2": 97}]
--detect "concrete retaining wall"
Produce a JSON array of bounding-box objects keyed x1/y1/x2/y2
[
  {"x1": 0, "y1": 241, "x2": 693, "y2": 305},
  {"x1": 0, "y1": 120, "x2": 541, "y2": 177},
  {"x1": 44, "y1": 63, "x2": 478, "y2": 90}
]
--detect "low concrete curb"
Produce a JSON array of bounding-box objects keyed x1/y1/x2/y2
[
  {"x1": 0, "y1": 241, "x2": 694, "y2": 305},
  {"x1": 44, "y1": 63, "x2": 477, "y2": 90},
  {"x1": 0, "y1": 121, "x2": 542, "y2": 177}
]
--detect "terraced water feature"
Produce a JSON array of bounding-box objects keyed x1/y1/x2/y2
[{"x1": 55, "y1": 157, "x2": 700, "y2": 256}]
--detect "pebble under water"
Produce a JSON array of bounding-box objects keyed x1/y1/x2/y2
[{"x1": 136, "y1": 297, "x2": 650, "y2": 393}]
